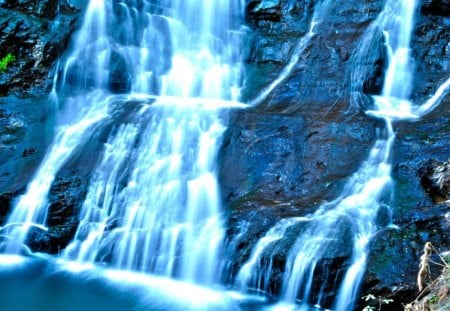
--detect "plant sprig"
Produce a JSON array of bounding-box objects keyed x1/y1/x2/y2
[{"x1": 0, "y1": 53, "x2": 16, "y2": 72}]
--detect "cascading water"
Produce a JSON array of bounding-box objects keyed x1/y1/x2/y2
[
  {"x1": 236, "y1": 0, "x2": 450, "y2": 310},
  {"x1": 1, "y1": 0, "x2": 449, "y2": 310},
  {"x1": 1, "y1": 0, "x2": 245, "y2": 285},
  {"x1": 249, "y1": 0, "x2": 332, "y2": 107}
]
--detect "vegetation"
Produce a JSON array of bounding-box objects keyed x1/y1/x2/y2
[
  {"x1": 0, "y1": 53, "x2": 16, "y2": 72},
  {"x1": 403, "y1": 243, "x2": 449, "y2": 311}
]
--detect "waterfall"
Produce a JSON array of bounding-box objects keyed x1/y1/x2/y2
[
  {"x1": 1, "y1": 0, "x2": 449, "y2": 309},
  {"x1": 249, "y1": 0, "x2": 332, "y2": 106},
  {"x1": 237, "y1": 0, "x2": 450, "y2": 309},
  {"x1": 1, "y1": 0, "x2": 245, "y2": 285}
]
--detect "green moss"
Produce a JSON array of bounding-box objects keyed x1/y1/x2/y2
[
  {"x1": 0, "y1": 53, "x2": 16, "y2": 72},
  {"x1": 428, "y1": 295, "x2": 438, "y2": 304}
]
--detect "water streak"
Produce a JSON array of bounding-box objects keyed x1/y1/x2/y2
[
  {"x1": 2, "y1": 0, "x2": 245, "y2": 286},
  {"x1": 238, "y1": 0, "x2": 450, "y2": 309},
  {"x1": 249, "y1": 0, "x2": 332, "y2": 106}
]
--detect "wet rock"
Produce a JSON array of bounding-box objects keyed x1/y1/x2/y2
[
  {"x1": 0, "y1": 3, "x2": 82, "y2": 96},
  {"x1": 25, "y1": 226, "x2": 60, "y2": 254},
  {"x1": 242, "y1": 0, "x2": 385, "y2": 106},
  {"x1": 361, "y1": 206, "x2": 449, "y2": 310},
  {"x1": 222, "y1": 203, "x2": 303, "y2": 285},
  {"x1": 44, "y1": 174, "x2": 90, "y2": 252},
  {"x1": 1, "y1": 0, "x2": 57, "y2": 19},
  {"x1": 225, "y1": 0, "x2": 450, "y2": 307},
  {"x1": 412, "y1": 11, "x2": 450, "y2": 101},
  {"x1": 419, "y1": 159, "x2": 450, "y2": 202},
  {"x1": 359, "y1": 97, "x2": 450, "y2": 306},
  {"x1": 108, "y1": 51, "x2": 132, "y2": 94},
  {"x1": 421, "y1": 0, "x2": 450, "y2": 16},
  {"x1": 349, "y1": 27, "x2": 387, "y2": 98},
  {"x1": 219, "y1": 102, "x2": 378, "y2": 208},
  {"x1": 224, "y1": 202, "x2": 354, "y2": 308},
  {"x1": 0, "y1": 192, "x2": 12, "y2": 224},
  {"x1": 0, "y1": 95, "x2": 51, "y2": 225},
  {"x1": 23, "y1": 97, "x2": 151, "y2": 251},
  {"x1": 0, "y1": 0, "x2": 86, "y2": 229},
  {"x1": 247, "y1": 0, "x2": 283, "y2": 22}
]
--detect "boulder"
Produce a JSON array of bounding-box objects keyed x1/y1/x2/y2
[
  {"x1": 220, "y1": 102, "x2": 378, "y2": 208},
  {"x1": 419, "y1": 159, "x2": 450, "y2": 202},
  {"x1": 0, "y1": 2, "x2": 82, "y2": 96}
]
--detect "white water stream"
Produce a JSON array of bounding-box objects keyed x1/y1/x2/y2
[
  {"x1": 2, "y1": 0, "x2": 245, "y2": 285},
  {"x1": 0, "y1": 0, "x2": 449, "y2": 310},
  {"x1": 237, "y1": 0, "x2": 450, "y2": 310}
]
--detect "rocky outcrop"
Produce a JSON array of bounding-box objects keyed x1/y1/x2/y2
[
  {"x1": 419, "y1": 159, "x2": 450, "y2": 203},
  {"x1": 0, "y1": 95, "x2": 51, "y2": 225},
  {"x1": 358, "y1": 1, "x2": 450, "y2": 307},
  {"x1": 220, "y1": 103, "x2": 378, "y2": 207},
  {"x1": 220, "y1": 0, "x2": 450, "y2": 309},
  {"x1": 0, "y1": 1, "x2": 86, "y2": 225},
  {"x1": 0, "y1": 0, "x2": 448, "y2": 309},
  {"x1": 0, "y1": 0, "x2": 82, "y2": 95},
  {"x1": 222, "y1": 0, "x2": 386, "y2": 210}
]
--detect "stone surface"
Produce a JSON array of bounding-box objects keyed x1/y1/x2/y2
[
  {"x1": 419, "y1": 159, "x2": 450, "y2": 203},
  {"x1": 220, "y1": 102, "x2": 378, "y2": 207},
  {"x1": 0, "y1": 1, "x2": 81, "y2": 96},
  {"x1": 221, "y1": 0, "x2": 450, "y2": 308},
  {"x1": 0, "y1": 1, "x2": 85, "y2": 226},
  {"x1": 0, "y1": 95, "x2": 50, "y2": 225},
  {"x1": 0, "y1": 0, "x2": 448, "y2": 309}
]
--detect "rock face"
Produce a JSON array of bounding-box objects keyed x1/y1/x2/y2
[
  {"x1": 0, "y1": 0, "x2": 448, "y2": 309},
  {"x1": 220, "y1": 104, "x2": 378, "y2": 207},
  {"x1": 419, "y1": 159, "x2": 450, "y2": 203},
  {"x1": 0, "y1": 0, "x2": 82, "y2": 95},
  {"x1": 360, "y1": 1, "x2": 450, "y2": 308},
  {"x1": 222, "y1": 0, "x2": 386, "y2": 208},
  {"x1": 220, "y1": 0, "x2": 450, "y2": 309},
  {"x1": 0, "y1": 1, "x2": 86, "y2": 225}
]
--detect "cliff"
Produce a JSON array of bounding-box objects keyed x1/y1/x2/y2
[{"x1": 0, "y1": 0, "x2": 448, "y2": 309}]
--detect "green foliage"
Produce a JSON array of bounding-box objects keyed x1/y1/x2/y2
[
  {"x1": 0, "y1": 53, "x2": 16, "y2": 72},
  {"x1": 428, "y1": 294, "x2": 438, "y2": 304}
]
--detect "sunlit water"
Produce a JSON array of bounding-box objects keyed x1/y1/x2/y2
[
  {"x1": 1, "y1": 0, "x2": 449, "y2": 310},
  {"x1": 2, "y1": 0, "x2": 245, "y2": 286},
  {"x1": 0, "y1": 254, "x2": 272, "y2": 311},
  {"x1": 237, "y1": 0, "x2": 450, "y2": 310}
]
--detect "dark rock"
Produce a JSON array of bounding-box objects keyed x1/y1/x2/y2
[
  {"x1": 421, "y1": 0, "x2": 450, "y2": 16},
  {"x1": 44, "y1": 174, "x2": 90, "y2": 252},
  {"x1": 361, "y1": 206, "x2": 449, "y2": 310},
  {"x1": 220, "y1": 102, "x2": 378, "y2": 208},
  {"x1": 24, "y1": 97, "x2": 150, "y2": 251},
  {"x1": 108, "y1": 51, "x2": 132, "y2": 94},
  {"x1": 247, "y1": 0, "x2": 284, "y2": 22},
  {"x1": 419, "y1": 159, "x2": 450, "y2": 202},
  {"x1": 25, "y1": 225, "x2": 60, "y2": 254},
  {"x1": 0, "y1": 0, "x2": 86, "y2": 229},
  {"x1": 0, "y1": 95, "x2": 51, "y2": 225},
  {"x1": 242, "y1": 0, "x2": 385, "y2": 106},
  {"x1": 225, "y1": 0, "x2": 450, "y2": 308},
  {"x1": 0, "y1": 192, "x2": 12, "y2": 224},
  {"x1": 0, "y1": 0, "x2": 58, "y2": 19},
  {"x1": 222, "y1": 203, "x2": 303, "y2": 285},
  {"x1": 349, "y1": 26, "x2": 387, "y2": 98},
  {"x1": 412, "y1": 13, "x2": 450, "y2": 102},
  {"x1": 0, "y1": 3, "x2": 82, "y2": 96},
  {"x1": 359, "y1": 92, "x2": 450, "y2": 306}
]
